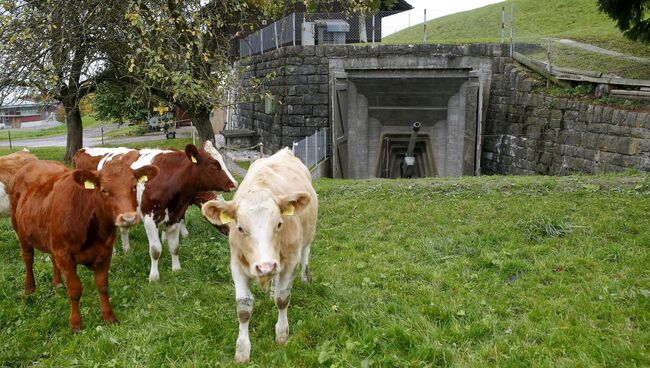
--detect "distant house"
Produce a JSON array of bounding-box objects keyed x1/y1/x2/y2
[
  {"x1": 238, "y1": 0, "x2": 413, "y2": 57},
  {"x1": 0, "y1": 95, "x2": 56, "y2": 128}
]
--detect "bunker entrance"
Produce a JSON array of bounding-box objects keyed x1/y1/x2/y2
[{"x1": 332, "y1": 69, "x2": 480, "y2": 179}]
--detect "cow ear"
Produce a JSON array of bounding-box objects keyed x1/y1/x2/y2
[
  {"x1": 133, "y1": 165, "x2": 159, "y2": 184},
  {"x1": 202, "y1": 197, "x2": 236, "y2": 226},
  {"x1": 185, "y1": 144, "x2": 200, "y2": 164},
  {"x1": 72, "y1": 170, "x2": 99, "y2": 190},
  {"x1": 277, "y1": 191, "x2": 311, "y2": 216}
]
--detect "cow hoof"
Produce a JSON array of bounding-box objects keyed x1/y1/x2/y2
[
  {"x1": 234, "y1": 355, "x2": 249, "y2": 364},
  {"x1": 148, "y1": 273, "x2": 160, "y2": 282},
  {"x1": 103, "y1": 314, "x2": 119, "y2": 324},
  {"x1": 71, "y1": 326, "x2": 82, "y2": 334},
  {"x1": 275, "y1": 325, "x2": 289, "y2": 345},
  {"x1": 172, "y1": 265, "x2": 182, "y2": 272},
  {"x1": 122, "y1": 247, "x2": 130, "y2": 254},
  {"x1": 25, "y1": 287, "x2": 35, "y2": 295}
]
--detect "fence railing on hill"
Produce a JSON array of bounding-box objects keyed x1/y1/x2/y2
[
  {"x1": 291, "y1": 128, "x2": 329, "y2": 170},
  {"x1": 238, "y1": 11, "x2": 400, "y2": 57}
]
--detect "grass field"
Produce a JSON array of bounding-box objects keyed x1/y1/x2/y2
[
  {"x1": 1, "y1": 165, "x2": 649, "y2": 366},
  {"x1": 0, "y1": 138, "x2": 195, "y2": 163},
  {"x1": 384, "y1": 0, "x2": 650, "y2": 80},
  {"x1": 0, "y1": 116, "x2": 101, "y2": 141}
]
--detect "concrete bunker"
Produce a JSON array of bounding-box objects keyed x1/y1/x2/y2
[{"x1": 331, "y1": 68, "x2": 480, "y2": 179}]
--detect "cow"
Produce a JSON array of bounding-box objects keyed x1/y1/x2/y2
[
  {"x1": 0, "y1": 149, "x2": 38, "y2": 218},
  {"x1": 9, "y1": 159, "x2": 158, "y2": 332},
  {"x1": 73, "y1": 141, "x2": 238, "y2": 282},
  {"x1": 201, "y1": 148, "x2": 318, "y2": 363}
]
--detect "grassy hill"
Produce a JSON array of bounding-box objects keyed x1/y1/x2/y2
[
  {"x1": 0, "y1": 148, "x2": 649, "y2": 366},
  {"x1": 384, "y1": 0, "x2": 650, "y2": 59}
]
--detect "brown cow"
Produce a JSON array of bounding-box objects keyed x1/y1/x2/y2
[
  {"x1": 73, "y1": 142, "x2": 237, "y2": 282},
  {"x1": 9, "y1": 160, "x2": 158, "y2": 332},
  {"x1": 201, "y1": 148, "x2": 318, "y2": 363},
  {"x1": 0, "y1": 149, "x2": 37, "y2": 217}
]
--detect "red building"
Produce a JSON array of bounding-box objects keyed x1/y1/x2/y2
[{"x1": 0, "y1": 95, "x2": 54, "y2": 128}]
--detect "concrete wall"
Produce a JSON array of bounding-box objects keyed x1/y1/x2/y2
[
  {"x1": 482, "y1": 64, "x2": 650, "y2": 175},
  {"x1": 234, "y1": 44, "x2": 506, "y2": 155}
]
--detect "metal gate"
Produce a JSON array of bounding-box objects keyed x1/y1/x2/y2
[{"x1": 331, "y1": 72, "x2": 348, "y2": 178}]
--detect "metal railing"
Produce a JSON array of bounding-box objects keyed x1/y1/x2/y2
[
  {"x1": 292, "y1": 128, "x2": 329, "y2": 169},
  {"x1": 239, "y1": 11, "x2": 401, "y2": 57}
]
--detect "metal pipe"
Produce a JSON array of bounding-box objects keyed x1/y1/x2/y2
[{"x1": 401, "y1": 122, "x2": 421, "y2": 178}]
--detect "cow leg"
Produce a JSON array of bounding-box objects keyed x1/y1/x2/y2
[
  {"x1": 93, "y1": 260, "x2": 118, "y2": 324},
  {"x1": 165, "y1": 223, "x2": 182, "y2": 272},
  {"x1": 274, "y1": 269, "x2": 295, "y2": 344},
  {"x1": 232, "y1": 263, "x2": 253, "y2": 363},
  {"x1": 120, "y1": 227, "x2": 130, "y2": 253},
  {"x1": 56, "y1": 255, "x2": 83, "y2": 332},
  {"x1": 20, "y1": 246, "x2": 35, "y2": 294},
  {"x1": 300, "y1": 243, "x2": 312, "y2": 283},
  {"x1": 143, "y1": 215, "x2": 163, "y2": 282},
  {"x1": 52, "y1": 256, "x2": 61, "y2": 288},
  {"x1": 179, "y1": 219, "x2": 189, "y2": 239}
]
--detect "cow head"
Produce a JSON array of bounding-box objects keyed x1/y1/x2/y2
[
  {"x1": 201, "y1": 190, "x2": 310, "y2": 279},
  {"x1": 72, "y1": 160, "x2": 159, "y2": 227},
  {"x1": 185, "y1": 142, "x2": 238, "y2": 192}
]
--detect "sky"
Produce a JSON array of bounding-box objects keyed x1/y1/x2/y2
[{"x1": 382, "y1": 0, "x2": 505, "y2": 37}]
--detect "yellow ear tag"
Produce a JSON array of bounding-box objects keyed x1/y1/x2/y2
[
  {"x1": 84, "y1": 181, "x2": 95, "y2": 190},
  {"x1": 138, "y1": 175, "x2": 148, "y2": 183},
  {"x1": 282, "y1": 203, "x2": 295, "y2": 216},
  {"x1": 191, "y1": 156, "x2": 198, "y2": 164},
  {"x1": 219, "y1": 212, "x2": 232, "y2": 224}
]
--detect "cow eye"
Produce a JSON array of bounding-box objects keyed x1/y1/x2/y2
[
  {"x1": 101, "y1": 188, "x2": 110, "y2": 196},
  {"x1": 277, "y1": 222, "x2": 282, "y2": 230},
  {"x1": 237, "y1": 225, "x2": 244, "y2": 234}
]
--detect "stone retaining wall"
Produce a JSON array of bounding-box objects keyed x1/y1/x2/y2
[{"x1": 482, "y1": 64, "x2": 650, "y2": 175}]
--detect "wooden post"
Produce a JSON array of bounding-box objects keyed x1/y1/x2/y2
[
  {"x1": 372, "y1": 14, "x2": 376, "y2": 45},
  {"x1": 101, "y1": 126, "x2": 104, "y2": 145},
  {"x1": 509, "y1": 4, "x2": 514, "y2": 57},
  {"x1": 259, "y1": 143, "x2": 264, "y2": 158},
  {"x1": 274, "y1": 21, "x2": 279, "y2": 50},
  {"x1": 501, "y1": 6, "x2": 505, "y2": 44},
  {"x1": 547, "y1": 39, "x2": 552, "y2": 88},
  {"x1": 423, "y1": 9, "x2": 427, "y2": 45},
  {"x1": 8, "y1": 130, "x2": 12, "y2": 150}
]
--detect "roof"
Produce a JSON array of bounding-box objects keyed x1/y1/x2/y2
[
  {"x1": 315, "y1": 19, "x2": 350, "y2": 32},
  {"x1": 385, "y1": 0, "x2": 413, "y2": 11}
]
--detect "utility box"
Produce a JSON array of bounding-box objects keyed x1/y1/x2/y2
[
  {"x1": 315, "y1": 19, "x2": 349, "y2": 45},
  {"x1": 301, "y1": 22, "x2": 315, "y2": 46}
]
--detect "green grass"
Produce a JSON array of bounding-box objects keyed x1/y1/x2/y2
[
  {"x1": 0, "y1": 139, "x2": 195, "y2": 163},
  {"x1": 1, "y1": 172, "x2": 649, "y2": 366},
  {"x1": 102, "y1": 124, "x2": 145, "y2": 139},
  {"x1": 384, "y1": 0, "x2": 650, "y2": 79},
  {"x1": 0, "y1": 116, "x2": 102, "y2": 141}
]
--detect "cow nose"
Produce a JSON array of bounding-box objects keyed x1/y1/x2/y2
[
  {"x1": 228, "y1": 181, "x2": 238, "y2": 191},
  {"x1": 254, "y1": 262, "x2": 277, "y2": 276},
  {"x1": 117, "y1": 212, "x2": 139, "y2": 226}
]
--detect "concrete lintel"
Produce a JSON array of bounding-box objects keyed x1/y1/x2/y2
[{"x1": 348, "y1": 69, "x2": 471, "y2": 79}]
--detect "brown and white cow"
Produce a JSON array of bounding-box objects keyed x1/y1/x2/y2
[
  {"x1": 201, "y1": 148, "x2": 318, "y2": 363},
  {"x1": 0, "y1": 149, "x2": 37, "y2": 217},
  {"x1": 73, "y1": 141, "x2": 237, "y2": 282},
  {"x1": 9, "y1": 160, "x2": 157, "y2": 332}
]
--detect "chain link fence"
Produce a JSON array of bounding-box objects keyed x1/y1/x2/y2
[
  {"x1": 239, "y1": 11, "x2": 401, "y2": 57},
  {"x1": 291, "y1": 128, "x2": 329, "y2": 170}
]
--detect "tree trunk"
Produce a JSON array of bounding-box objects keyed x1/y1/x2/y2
[
  {"x1": 64, "y1": 105, "x2": 83, "y2": 161},
  {"x1": 193, "y1": 109, "x2": 215, "y2": 146}
]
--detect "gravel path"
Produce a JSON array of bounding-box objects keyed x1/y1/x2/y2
[{"x1": 555, "y1": 38, "x2": 650, "y2": 63}]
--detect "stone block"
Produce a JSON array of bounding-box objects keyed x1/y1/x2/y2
[{"x1": 616, "y1": 137, "x2": 640, "y2": 155}]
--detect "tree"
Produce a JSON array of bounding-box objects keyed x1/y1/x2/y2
[
  {"x1": 96, "y1": 0, "x2": 392, "y2": 144},
  {"x1": 598, "y1": 0, "x2": 650, "y2": 43},
  {"x1": 0, "y1": 1, "x2": 124, "y2": 160},
  {"x1": 93, "y1": 0, "x2": 260, "y2": 144}
]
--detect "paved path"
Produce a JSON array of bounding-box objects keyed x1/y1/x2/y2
[
  {"x1": 555, "y1": 38, "x2": 650, "y2": 63},
  {"x1": 0, "y1": 125, "x2": 197, "y2": 148}
]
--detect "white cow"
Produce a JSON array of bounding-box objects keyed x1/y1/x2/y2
[{"x1": 201, "y1": 148, "x2": 318, "y2": 363}]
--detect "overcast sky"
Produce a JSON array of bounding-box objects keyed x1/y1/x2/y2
[{"x1": 382, "y1": 0, "x2": 504, "y2": 37}]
